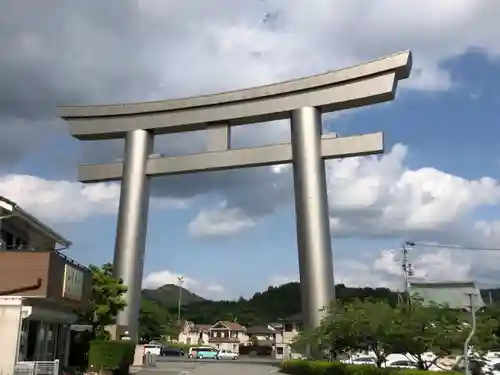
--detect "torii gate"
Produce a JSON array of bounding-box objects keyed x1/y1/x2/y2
[{"x1": 58, "y1": 50, "x2": 412, "y2": 339}]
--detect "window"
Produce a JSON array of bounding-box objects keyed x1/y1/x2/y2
[
  {"x1": 1, "y1": 230, "x2": 14, "y2": 249},
  {"x1": 232, "y1": 344, "x2": 237, "y2": 351},
  {"x1": 284, "y1": 323, "x2": 293, "y2": 332},
  {"x1": 353, "y1": 358, "x2": 375, "y2": 364},
  {"x1": 276, "y1": 347, "x2": 284, "y2": 355},
  {"x1": 18, "y1": 320, "x2": 29, "y2": 361},
  {"x1": 230, "y1": 331, "x2": 238, "y2": 338},
  {"x1": 36, "y1": 322, "x2": 47, "y2": 360},
  {"x1": 390, "y1": 360, "x2": 413, "y2": 366},
  {"x1": 45, "y1": 324, "x2": 55, "y2": 360}
]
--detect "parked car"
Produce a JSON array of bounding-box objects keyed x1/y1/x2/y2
[
  {"x1": 161, "y1": 347, "x2": 185, "y2": 356},
  {"x1": 454, "y1": 356, "x2": 494, "y2": 375},
  {"x1": 188, "y1": 346, "x2": 219, "y2": 359},
  {"x1": 143, "y1": 344, "x2": 162, "y2": 356},
  {"x1": 382, "y1": 359, "x2": 418, "y2": 369},
  {"x1": 217, "y1": 349, "x2": 238, "y2": 360},
  {"x1": 342, "y1": 357, "x2": 377, "y2": 365}
]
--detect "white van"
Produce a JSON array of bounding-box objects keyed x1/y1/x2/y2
[{"x1": 144, "y1": 344, "x2": 162, "y2": 356}]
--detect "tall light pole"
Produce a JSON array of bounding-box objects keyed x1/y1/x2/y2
[{"x1": 177, "y1": 276, "x2": 184, "y2": 325}]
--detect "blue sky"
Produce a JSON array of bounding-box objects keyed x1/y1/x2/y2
[{"x1": 2, "y1": 1, "x2": 500, "y2": 299}]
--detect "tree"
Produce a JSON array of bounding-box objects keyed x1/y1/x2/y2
[
  {"x1": 313, "y1": 299, "x2": 454, "y2": 368},
  {"x1": 308, "y1": 299, "x2": 397, "y2": 365},
  {"x1": 470, "y1": 303, "x2": 500, "y2": 352},
  {"x1": 80, "y1": 263, "x2": 128, "y2": 339},
  {"x1": 388, "y1": 300, "x2": 465, "y2": 369},
  {"x1": 139, "y1": 298, "x2": 173, "y2": 343},
  {"x1": 309, "y1": 297, "x2": 500, "y2": 370}
]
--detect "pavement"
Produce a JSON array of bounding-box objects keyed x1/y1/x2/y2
[{"x1": 132, "y1": 357, "x2": 281, "y2": 375}]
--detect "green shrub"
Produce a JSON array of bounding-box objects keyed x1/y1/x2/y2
[
  {"x1": 163, "y1": 342, "x2": 191, "y2": 352},
  {"x1": 280, "y1": 361, "x2": 463, "y2": 375},
  {"x1": 347, "y1": 364, "x2": 389, "y2": 375},
  {"x1": 281, "y1": 360, "x2": 348, "y2": 375},
  {"x1": 88, "y1": 340, "x2": 135, "y2": 375}
]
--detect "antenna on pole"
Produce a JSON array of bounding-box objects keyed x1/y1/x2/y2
[{"x1": 402, "y1": 241, "x2": 414, "y2": 304}]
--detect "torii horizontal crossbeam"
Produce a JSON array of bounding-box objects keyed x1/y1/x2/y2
[
  {"x1": 58, "y1": 51, "x2": 411, "y2": 140},
  {"x1": 79, "y1": 132, "x2": 383, "y2": 183}
]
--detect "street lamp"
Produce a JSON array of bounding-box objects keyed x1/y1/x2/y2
[{"x1": 177, "y1": 276, "x2": 184, "y2": 325}]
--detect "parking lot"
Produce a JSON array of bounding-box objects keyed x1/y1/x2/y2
[{"x1": 135, "y1": 357, "x2": 280, "y2": 375}]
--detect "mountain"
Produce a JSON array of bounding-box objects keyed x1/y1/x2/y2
[
  {"x1": 154, "y1": 282, "x2": 401, "y2": 326},
  {"x1": 142, "y1": 284, "x2": 205, "y2": 308},
  {"x1": 143, "y1": 282, "x2": 500, "y2": 326}
]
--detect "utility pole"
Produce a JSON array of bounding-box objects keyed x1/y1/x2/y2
[
  {"x1": 401, "y1": 241, "x2": 414, "y2": 304},
  {"x1": 177, "y1": 276, "x2": 184, "y2": 326}
]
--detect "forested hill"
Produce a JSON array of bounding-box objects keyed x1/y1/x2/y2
[
  {"x1": 143, "y1": 282, "x2": 500, "y2": 327},
  {"x1": 142, "y1": 284, "x2": 205, "y2": 307},
  {"x1": 146, "y1": 282, "x2": 400, "y2": 326}
]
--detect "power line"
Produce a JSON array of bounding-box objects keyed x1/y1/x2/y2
[{"x1": 405, "y1": 241, "x2": 500, "y2": 252}]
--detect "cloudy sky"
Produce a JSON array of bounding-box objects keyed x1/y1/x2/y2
[{"x1": 2, "y1": 0, "x2": 500, "y2": 299}]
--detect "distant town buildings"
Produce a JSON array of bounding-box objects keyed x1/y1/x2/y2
[{"x1": 177, "y1": 315, "x2": 302, "y2": 357}]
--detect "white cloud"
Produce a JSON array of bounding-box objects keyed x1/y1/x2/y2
[
  {"x1": 206, "y1": 282, "x2": 225, "y2": 293},
  {"x1": 270, "y1": 247, "x2": 500, "y2": 291},
  {"x1": 0, "y1": 174, "x2": 188, "y2": 223},
  {"x1": 194, "y1": 144, "x2": 500, "y2": 249},
  {"x1": 143, "y1": 270, "x2": 198, "y2": 290},
  {"x1": 326, "y1": 144, "x2": 500, "y2": 244},
  {"x1": 142, "y1": 269, "x2": 226, "y2": 299},
  {"x1": 138, "y1": 0, "x2": 500, "y2": 97},
  {"x1": 188, "y1": 200, "x2": 256, "y2": 237},
  {"x1": 4, "y1": 1, "x2": 500, "y2": 230}
]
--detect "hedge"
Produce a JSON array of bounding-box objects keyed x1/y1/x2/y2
[
  {"x1": 88, "y1": 340, "x2": 136, "y2": 375},
  {"x1": 163, "y1": 342, "x2": 191, "y2": 352},
  {"x1": 280, "y1": 360, "x2": 463, "y2": 375}
]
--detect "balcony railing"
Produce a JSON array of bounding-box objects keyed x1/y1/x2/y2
[{"x1": 0, "y1": 244, "x2": 88, "y2": 271}]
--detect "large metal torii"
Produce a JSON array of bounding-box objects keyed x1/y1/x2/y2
[{"x1": 58, "y1": 50, "x2": 412, "y2": 339}]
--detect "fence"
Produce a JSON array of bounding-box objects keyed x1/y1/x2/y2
[{"x1": 14, "y1": 360, "x2": 59, "y2": 375}]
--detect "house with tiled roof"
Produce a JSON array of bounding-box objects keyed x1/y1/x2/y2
[
  {"x1": 207, "y1": 321, "x2": 248, "y2": 352},
  {"x1": 177, "y1": 320, "x2": 212, "y2": 345},
  {"x1": 269, "y1": 313, "x2": 303, "y2": 345},
  {"x1": 177, "y1": 316, "x2": 303, "y2": 355},
  {"x1": 246, "y1": 325, "x2": 278, "y2": 346}
]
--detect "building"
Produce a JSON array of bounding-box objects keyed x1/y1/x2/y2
[
  {"x1": 246, "y1": 325, "x2": 278, "y2": 346},
  {"x1": 207, "y1": 321, "x2": 248, "y2": 352},
  {"x1": 0, "y1": 196, "x2": 91, "y2": 375},
  {"x1": 177, "y1": 316, "x2": 302, "y2": 355},
  {"x1": 269, "y1": 314, "x2": 303, "y2": 360},
  {"x1": 178, "y1": 321, "x2": 212, "y2": 345},
  {"x1": 178, "y1": 320, "x2": 248, "y2": 352}
]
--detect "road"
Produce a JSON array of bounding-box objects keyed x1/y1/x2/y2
[{"x1": 134, "y1": 357, "x2": 281, "y2": 375}]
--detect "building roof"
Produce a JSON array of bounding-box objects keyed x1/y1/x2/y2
[
  {"x1": 409, "y1": 280, "x2": 485, "y2": 310},
  {"x1": 192, "y1": 324, "x2": 212, "y2": 332},
  {"x1": 0, "y1": 196, "x2": 72, "y2": 249},
  {"x1": 278, "y1": 313, "x2": 302, "y2": 323},
  {"x1": 213, "y1": 320, "x2": 246, "y2": 331},
  {"x1": 246, "y1": 326, "x2": 276, "y2": 335}
]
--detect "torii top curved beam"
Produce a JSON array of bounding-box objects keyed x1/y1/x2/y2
[{"x1": 58, "y1": 50, "x2": 412, "y2": 141}]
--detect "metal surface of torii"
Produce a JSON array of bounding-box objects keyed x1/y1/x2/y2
[{"x1": 58, "y1": 50, "x2": 412, "y2": 339}]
